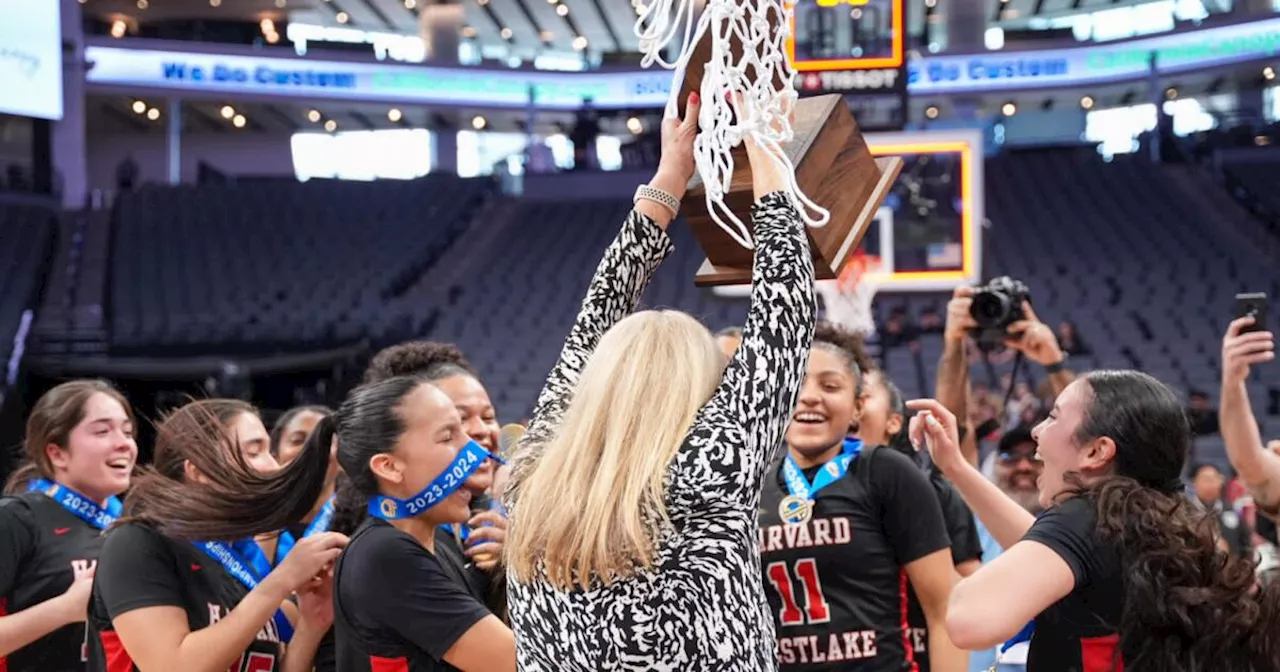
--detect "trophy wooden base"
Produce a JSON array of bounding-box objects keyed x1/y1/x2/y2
[{"x1": 683, "y1": 94, "x2": 903, "y2": 287}]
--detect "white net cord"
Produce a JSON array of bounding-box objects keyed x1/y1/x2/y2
[{"x1": 635, "y1": 0, "x2": 830, "y2": 250}]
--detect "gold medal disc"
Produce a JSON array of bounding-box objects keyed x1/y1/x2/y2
[{"x1": 779, "y1": 494, "x2": 813, "y2": 525}]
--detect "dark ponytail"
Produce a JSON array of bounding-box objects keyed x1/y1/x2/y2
[
  {"x1": 1069, "y1": 371, "x2": 1280, "y2": 670},
  {"x1": 325, "y1": 375, "x2": 438, "y2": 535},
  {"x1": 122, "y1": 401, "x2": 335, "y2": 541}
]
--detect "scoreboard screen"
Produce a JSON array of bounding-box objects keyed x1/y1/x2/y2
[{"x1": 787, "y1": 0, "x2": 905, "y2": 73}]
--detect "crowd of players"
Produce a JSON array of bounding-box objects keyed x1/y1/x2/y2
[{"x1": 2, "y1": 97, "x2": 1280, "y2": 672}]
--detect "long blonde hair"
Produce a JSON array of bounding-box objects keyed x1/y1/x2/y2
[{"x1": 507, "y1": 310, "x2": 723, "y2": 590}]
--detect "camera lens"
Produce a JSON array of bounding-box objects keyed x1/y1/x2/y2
[{"x1": 970, "y1": 291, "x2": 1011, "y2": 328}]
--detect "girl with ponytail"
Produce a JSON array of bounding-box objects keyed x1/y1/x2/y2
[
  {"x1": 84, "y1": 399, "x2": 347, "y2": 672},
  {"x1": 329, "y1": 375, "x2": 515, "y2": 672},
  {"x1": 912, "y1": 370, "x2": 1280, "y2": 671}
]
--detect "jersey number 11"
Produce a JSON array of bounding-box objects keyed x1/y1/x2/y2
[{"x1": 766, "y1": 559, "x2": 831, "y2": 626}]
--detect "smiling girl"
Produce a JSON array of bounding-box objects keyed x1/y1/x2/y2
[
  {"x1": 914, "y1": 370, "x2": 1280, "y2": 672},
  {"x1": 0, "y1": 381, "x2": 137, "y2": 672}
]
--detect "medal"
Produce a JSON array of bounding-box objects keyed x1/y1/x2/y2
[{"x1": 779, "y1": 494, "x2": 813, "y2": 525}]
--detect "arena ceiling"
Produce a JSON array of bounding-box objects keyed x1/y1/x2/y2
[{"x1": 81, "y1": 0, "x2": 1179, "y2": 60}]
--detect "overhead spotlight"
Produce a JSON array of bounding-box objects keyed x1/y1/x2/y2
[
  {"x1": 1001, "y1": 102, "x2": 1016, "y2": 116},
  {"x1": 549, "y1": 0, "x2": 558, "y2": 4},
  {"x1": 324, "y1": 119, "x2": 338, "y2": 132},
  {"x1": 78, "y1": 0, "x2": 87, "y2": 4},
  {"x1": 849, "y1": 8, "x2": 861, "y2": 19},
  {"x1": 572, "y1": 35, "x2": 588, "y2": 51},
  {"x1": 500, "y1": 27, "x2": 513, "y2": 39},
  {"x1": 232, "y1": 114, "x2": 247, "y2": 128},
  {"x1": 556, "y1": 3, "x2": 568, "y2": 15},
  {"x1": 335, "y1": 11, "x2": 349, "y2": 23},
  {"x1": 924, "y1": 0, "x2": 936, "y2": 7},
  {"x1": 146, "y1": 108, "x2": 160, "y2": 120},
  {"x1": 388, "y1": 108, "x2": 403, "y2": 122},
  {"x1": 275, "y1": 0, "x2": 287, "y2": 7},
  {"x1": 404, "y1": 0, "x2": 416, "y2": 7},
  {"x1": 209, "y1": 0, "x2": 221, "y2": 6},
  {"x1": 477, "y1": 0, "x2": 489, "y2": 6},
  {"x1": 461, "y1": 25, "x2": 477, "y2": 38},
  {"x1": 626, "y1": 117, "x2": 643, "y2": 134},
  {"x1": 307, "y1": 109, "x2": 322, "y2": 122},
  {"x1": 110, "y1": 20, "x2": 127, "y2": 38},
  {"x1": 136, "y1": 0, "x2": 148, "y2": 9},
  {"x1": 220, "y1": 105, "x2": 235, "y2": 119},
  {"x1": 471, "y1": 115, "x2": 487, "y2": 130},
  {"x1": 1265, "y1": 66, "x2": 1275, "y2": 81},
  {"x1": 539, "y1": 30, "x2": 553, "y2": 41},
  {"x1": 1164, "y1": 87, "x2": 1177, "y2": 100},
  {"x1": 132, "y1": 100, "x2": 147, "y2": 114},
  {"x1": 924, "y1": 105, "x2": 939, "y2": 120},
  {"x1": 1080, "y1": 95, "x2": 1094, "y2": 109}
]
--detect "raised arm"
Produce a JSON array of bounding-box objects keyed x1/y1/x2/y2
[
  {"x1": 696, "y1": 136, "x2": 817, "y2": 487},
  {"x1": 1220, "y1": 317, "x2": 1280, "y2": 517},
  {"x1": 508, "y1": 96, "x2": 702, "y2": 490}
]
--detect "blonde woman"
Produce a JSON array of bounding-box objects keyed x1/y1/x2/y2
[{"x1": 504, "y1": 92, "x2": 816, "y2": 671}]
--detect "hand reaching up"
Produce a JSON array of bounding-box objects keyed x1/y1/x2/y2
[
  {"x1": 1222, "y1": 316, "x2": 1275, "y2": 387},
  {"x1": 906, "y1": 399, "x2": 965, "y2": 477}
]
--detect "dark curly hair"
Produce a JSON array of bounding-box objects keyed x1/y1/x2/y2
[
  {"x1": 362, "y1": 340, "x2": 478, "y2": 386},
  {"x1": 811, "y1": 321, "x2": 873, "y2": 397},
  {"x1": 1066, "y1": 370, "x2": 1280, "y2": 671}
]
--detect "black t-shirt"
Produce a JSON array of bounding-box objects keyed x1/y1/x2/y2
[
  {"x1": 86, "y1": 522, "x2": 285, "y2": 672},
  {"x1": 334, "y1": 519, "x2": 492, "y2": 672},
  {"x1": 759, "y1": 446, "x2": 951, "y2": 671},
  {"x1": 904, "y1": 472, "x2": 983, "y2": 671},
  {"x1": 0, "y1": 492, "x2": 108, "y2": 672},
  {"x1": 1021, "y1": 496, "x2": 1124, "y2": 672}
]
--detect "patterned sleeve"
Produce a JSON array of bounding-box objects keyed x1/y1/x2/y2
[
  {"x1": 505, "y1": 210, "x2": 675, "y2": 504},
  {"x1": 677, "y1": 192, "x2": 815, "y2": 504}
]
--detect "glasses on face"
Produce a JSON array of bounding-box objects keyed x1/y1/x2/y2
[{"x1": 997, "y1": 449, "x2": 1041, "y2": 466}]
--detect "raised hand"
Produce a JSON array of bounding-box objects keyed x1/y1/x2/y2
[
  {"x1": 464, "y1": 510, "x2": 509, "y2": 572},
  {"x1": 295, "y1": 568, "x2": 336, "y2": 630},
  {"x1": 273, "y1": 531, "x2": 347, "y2": 593},
  {"x1": 639, "y1": 93, "x2": 701, "y2": 228},
  {"x1": 905, "y1": 399, "x2": 965, "y2": 477},
  {"x1": 943, "y1": 286, "x2": 978, "y2": 344},
  {"x1": 1004, "y1": 301, "x2": 1064, "y2": 366},
  {"x1": 1222, "y1": 316, "x2": 1275, "y2": 386}
]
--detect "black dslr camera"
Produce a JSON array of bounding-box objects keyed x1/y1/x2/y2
[{"x1": 969, "y1": 276, "x2": 1031, "y2": 352}]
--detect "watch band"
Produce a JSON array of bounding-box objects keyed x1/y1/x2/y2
[
  {"x1": 1044, "y1": 356, "x2": 1068, "y2": 374},
  {"x1": 634, "y1": 185, "x2": 679, "y2": 217}
]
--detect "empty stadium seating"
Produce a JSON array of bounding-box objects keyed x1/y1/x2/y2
[
  {"x1": 107, "y1": 176, "x2": 492, "y2": 356},
  {"x1": 0, "y1": 203, "x2": 56, "y2": 379}
]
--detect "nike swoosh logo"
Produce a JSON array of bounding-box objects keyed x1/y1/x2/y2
[
  {"x1": 190, "y1": 564, "x2": 202, "y2": 571},
  {"x1": 54, "y1": 528, "x2": 71, "y2": 535}
]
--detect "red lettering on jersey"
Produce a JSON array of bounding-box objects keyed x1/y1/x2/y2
[{"x1": 54, "y1": 527, "x2": 71, "y2": 535}]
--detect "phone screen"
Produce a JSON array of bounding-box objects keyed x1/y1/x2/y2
[{"x1": 1236, "y1": 293, "x2": 1268, "y2": 334}]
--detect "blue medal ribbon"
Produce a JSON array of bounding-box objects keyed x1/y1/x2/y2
[
  {"x1": 367, "y1": 440, "x2": 498, "y2": 520},
  {"x1": 782, "y1": 437, "x2": 863, "y2": 502},
  {"x1": 28, "y1": 478, "x2": 122, "y2": 530},
  {"x1": 193, "y1": 539, "x2": 294, "y2": 643},
  {"x1": 274, "y1": 496, "x2": 336, "y2": 565},
  {"x1": 1000, "y1": 620, "x2": 1035, "y2": 655}
]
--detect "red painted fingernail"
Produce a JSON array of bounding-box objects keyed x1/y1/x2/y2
[{"x1": 689, "y1": 92, "x2": 699, "y2": 105}]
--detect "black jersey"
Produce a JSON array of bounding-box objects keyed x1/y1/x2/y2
[
  {"x1": 904, "y1": 470, "x2": 983, "y2": 670},
  {"x1": 759, "y1": 446, "x2": 951, "y2": 671},
  {"x1": 86, "y1": 522, "x2": 284, "y2": 672},
  {"x1": 1021, "y1": 496, "x2": 1124, "y2": 672},
  {"x1": 334, "y1": 519, "x2": 491, "y2": 672},
  {"x1": 0, "y1": 492, "x2": 107, "y2": 672}
]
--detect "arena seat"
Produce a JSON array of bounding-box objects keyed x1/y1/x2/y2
[{"x1": 107, "y1": 175, "x2": 492, "y2": 356}]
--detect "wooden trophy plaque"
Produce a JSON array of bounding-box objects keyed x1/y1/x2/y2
[{"x1": 677, "y1": 27, "x2": 904, "y2": 286}]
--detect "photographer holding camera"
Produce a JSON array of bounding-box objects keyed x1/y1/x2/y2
[{"x1": 937, "y1": 280, "x2": 1074, "y2": 462}]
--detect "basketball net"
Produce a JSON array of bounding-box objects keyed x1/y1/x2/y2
[
  {"x1": 818, "y1": 253, "x2": 879, "y2": 337},
  {"x1": 634, "y1": 0, "x2": 829, "y2": 250}
]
